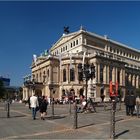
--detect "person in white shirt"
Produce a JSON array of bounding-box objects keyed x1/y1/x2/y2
[{"x1": 30, "y1": 93, "x2": 39, "y2": 120}]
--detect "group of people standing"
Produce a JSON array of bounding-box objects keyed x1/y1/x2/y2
[
  {"x1": 124, "y1": 91, "x2": 140, "y2": 117},
  {"x1": 29, "y1": 93, "x2": 48, "y2": 120}
]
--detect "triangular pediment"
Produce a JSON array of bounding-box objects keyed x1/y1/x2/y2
[{"x1": 51, "y1": 31, "x2": 80, "y2": 50}]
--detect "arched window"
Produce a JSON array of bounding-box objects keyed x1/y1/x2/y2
[
  {"x1": 117, "y1": 70, "x2": 120, "y2": 84},
  {"x1": 109, "y1": 66, "x2": 113, "y2": 82},
  {"x1": 125, "y1": 73, "x2": 129, "y2": 86},
  {"x1": 70, "y1": 68, "x2": 75, "y2": 81},
  {"x1": 100, "y1": 65, "x2": 104, "y2": 83},
  {"x1": 76, "y1": 40, "x2": 78, "y2": 45},
  {"x1": 43, "y1": 71, "x2": 46, "y2": 82},
  {"x1": 63, "y1": 69, "x2": 66, "y2": 82},
  {"x1": 47, "y1": 69, "x2": 49, "y2": 78},
  {"x1": 40, "y1": 72, "x2": 42, "y2": 82},
  {"x1": 36, "y1": 73, "x2": 38, "y2": 82}
]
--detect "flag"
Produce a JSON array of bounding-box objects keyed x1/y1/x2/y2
[
  {"x1": 33, "y1": 54, "x2": 37, "y2": 66},
  {"x1": 82, "y1": 52, "x2": 86, "y2": 67}
]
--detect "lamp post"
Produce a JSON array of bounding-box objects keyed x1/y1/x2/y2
[
  {"x1": 49, "y1": 84, "x2": 54, "y2": 118},
  {"x1": 78, "y1": 62, "x2": 95, "y2": 101},
  {"x1": 109, "y1": 81, "x2": 118, "y2": 139},
  {"x1": 6, "y1": 92, "x2": 10, "y2": 118}
]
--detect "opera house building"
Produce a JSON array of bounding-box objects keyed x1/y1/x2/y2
[{"x1": 22, "y1": 27, "x2": 140, "y2": 102}]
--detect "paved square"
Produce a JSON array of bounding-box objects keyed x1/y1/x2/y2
[{"x1": 0, "y1": 102, "x2": 140, "y2": 139}]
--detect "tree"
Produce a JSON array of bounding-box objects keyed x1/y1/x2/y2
[{"x1": 0, "y1": 80, "x2": 5, "y2": 99}]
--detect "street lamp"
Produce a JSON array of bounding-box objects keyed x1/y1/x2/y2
[
  {"x1": 49, "y1": 84, "x2": 54, "y2": 118},
  {"x1": 78, "y1": 62, "x2": 95, "y2": 101}
]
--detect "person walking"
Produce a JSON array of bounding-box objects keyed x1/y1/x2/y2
[
  {"x1": 129, "y1": 91, "x2": 136, "y2": 116},
  {"x1": 124, "y1": 91, "x2": 130, "y2": 116},
  {"x1": 30, "y1": 93, "x2": 39, "y2": 120},
  {"x1": 136, "y1": 95, "x2": 140, "y2": 118},
  {"x1": 39, "y1": 96, "x2": 48, "y2": 120}
]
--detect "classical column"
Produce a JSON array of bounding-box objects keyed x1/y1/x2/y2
[
  {"x1": 66, "y1": 65, "x2": 69, "y2": 83},
  {"x1": 129, "y1": 74, "x2": 132, "y2": 86},
  {"x1": 122, "y1": 70, "x2": 125, "y2": 86},
  {"x1": 75, "y1": 64, "x2": 79, "y2": 83},
  {"x1": 120, "y1": 69, "x2": 123, "y2": 86},
  {"x1": 136, "y1": 75, "x2": 139, "y2": 88},
  {"x1": 115, "y1": 67, "x2": 118, "y2": 83},
  {"x1": 49, "y1": 65, "x2": 52, "y2": 84},
  {"x1": 106, "y1": 65, "x2": 109, "y2": 84},
  {"x1": 25, "y1": 88, "x2": 28, "y2": 100},
  {"x1": 84, "y1": 38, "x2": 87, "y2": 45},
  {"x1": 98, "y1": 64, "x2": 100, "y2": 83},
  {"x1": 112, "y1": 67, "x2": 115, "y2": 84},
  {"x1": 68, "y1": 64, "x2": 70, "y2": 83},
  {"x1": 95, "y1": 63, "x2": 98, "y2": 83},
  {"x1": 22, "y1": 88, "x2": 25, "y2": 100},
  {"x1": 103, "y1": 65, "x2": 107, "y2": 84},
  {"x1": 132, "y1": 75, "x2": 135, "y2": 87}
]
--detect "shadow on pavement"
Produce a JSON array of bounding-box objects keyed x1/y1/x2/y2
[
  {"x1": 0, "y1": 115, "x2": 26, "y2": 119},
  {"x1": 116, "y1": 118, "x2": 124, "y2": 122},
  {"x1": 46, "y1": 115, "x2": 66, "y2": 120},
  {"x1": 78, "y1": 123, "x2": 95, "y2": 129},
  {"x1": 115, "y1": 130, "x2": 129, "y2": 138}
]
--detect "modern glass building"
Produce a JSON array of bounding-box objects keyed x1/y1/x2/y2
[{"x1": 0, "y1": 77, "x2": 10, "y2": 87}]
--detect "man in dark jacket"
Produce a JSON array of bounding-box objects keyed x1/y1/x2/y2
[
  {"x1": 124, "y1": 91, "x2": 130, "y2": 116},
  {"x1": 129, "y1": 91, "x2": 136, "y2": 116}
]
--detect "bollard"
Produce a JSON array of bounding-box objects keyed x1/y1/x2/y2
[
  {"x1": 7, "y1": 102, "x2": 10, "y2": 118},
  {"x1": 73, "y1": 101, "x2": 78, "y2": 129},
  {"x1": 110, "y1": 99, "x2": 116, "y2": 139},
  {"x1": 52, "y1": 98, "x2": 54, "y2": 118},
  {"x1": 69, "y1": 100, "x2": 71, "y2": 114}
]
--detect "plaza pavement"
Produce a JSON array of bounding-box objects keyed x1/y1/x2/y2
[{"x1": 0, "y1": 101, "x2": 140, "y2": 139}]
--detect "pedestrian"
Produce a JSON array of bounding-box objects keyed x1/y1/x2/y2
[
  {"x1": 136, "y1": 95, "x2": 140, "y2": 118},
  {"x1": 100, "y1": 94, "x2": 105, "y2": 102},
  {"x1": 30, "y1": 93, "x2": 39, "y2": 120},
  {"x1": 129, "y1": 91, "x2": 136, "y2": 116},
  {"x1": 39, "y1": 96, "x2": 48, "y2": 120},
  {"x1": 124, "y1": 91, "x2": 130, "y2": 116}
]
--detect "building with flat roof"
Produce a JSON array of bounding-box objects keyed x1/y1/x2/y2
[
  {"x1": 0, "y1": 76, "x2": 10, "y2": 87},
  {"x1": 22, "y1": 26, "x2": 140, "y2": 101}
]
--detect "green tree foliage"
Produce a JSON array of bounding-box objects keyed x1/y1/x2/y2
[{"x1": 0, "y1": 80, "x2": 5, "y2": 99}]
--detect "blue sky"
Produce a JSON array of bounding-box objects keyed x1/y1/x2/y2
[{"x1": 0, "y1": 1, "x2": 140, "y2": 86}]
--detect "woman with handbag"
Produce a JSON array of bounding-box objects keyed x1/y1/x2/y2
[{"x1": 39, "y1": 96, "x2": 48, "y2": 120}]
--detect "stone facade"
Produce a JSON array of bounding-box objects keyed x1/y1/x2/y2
[{"x1": 22, "y1": 27, "x2": 140, "y2": 101}]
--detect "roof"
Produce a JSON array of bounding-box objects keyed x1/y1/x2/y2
[
  {"x1": 84, "y1": 30, "x2": 140, "y2": 53},
  {"x1": 50, "y1": 27, "x2": 140, "y2": 54}
]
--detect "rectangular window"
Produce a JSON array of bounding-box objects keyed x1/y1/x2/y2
[
  {"x1": 71, "y1": 43, "x2": 73, "y2": 48},
  {"x1": 76, "y1": 40, "x2": 78, "y2": 45},
  {"x1": 70, "y1": 68, "x2": 75, "y2": 81}
]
